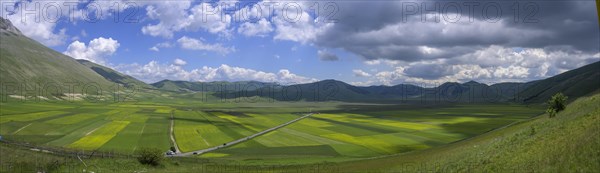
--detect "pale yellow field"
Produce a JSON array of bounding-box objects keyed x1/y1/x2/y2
[{"x1": 68, "y1": 121, "x2": 130, "y2": 150}]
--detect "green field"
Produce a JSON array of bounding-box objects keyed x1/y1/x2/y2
[
  {"x1": 0, "y1": 102, "x2": 174, "y2": 154},
  {"x1": 213, "y1": 104, "x2": 541, "y2": 161},
  {"x1": 0, "y1": 94, "x2": 596, "y2": 173},
  {"x1": 0, "y1": 99, "x2": 543, "y2": 161}
]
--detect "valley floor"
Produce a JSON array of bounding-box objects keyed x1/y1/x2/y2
[
  {"x1": 0, "y1": 94, "x2": 597, "y2": 172},
  {"x1": 0, "y1": 100, "x2": 541, "y2": 161}
]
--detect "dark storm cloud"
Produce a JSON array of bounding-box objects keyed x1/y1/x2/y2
[
  {"x1": 403, "y1": 63, "x2": 456, "y2": 79},
  {"x1": 314, "y1": 0, "x2": 599, "y2": 62},
  {"x1": 318, "y1": 50, "x2": 340, "y2": 61}
]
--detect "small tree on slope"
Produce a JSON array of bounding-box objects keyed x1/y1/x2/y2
[
  {"x1": 136, "y1": 147, "x2": 164, "y2": 166},
  {"x1": 546, "y1": 93, "x2": 568, "y2": 118}
]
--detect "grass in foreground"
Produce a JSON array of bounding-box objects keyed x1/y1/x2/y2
[{"x1": 335, "y1": 93, "x2": 600, "y2": 172}]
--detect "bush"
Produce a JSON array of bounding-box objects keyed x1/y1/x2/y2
[
  {"x1": 170, "y1": 146, "x2": 177, "y2": 152},
  {"x1": 136, "y1": 147, "x2": 164, "y2": 166},
  {"x1": 546, "y1": 107, "x2": 557, "y2": 118},
  {"x1": 546, "y1": 93, "x2": 568, "y2": 118}
]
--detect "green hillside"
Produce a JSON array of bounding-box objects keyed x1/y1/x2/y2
[
  {"x1": 519, "y1": 61, "x2": 600, "y2": 103},
  {"x1": 429, "y1": 81, "x2": 539, "y2": 103},
  {"x1": 334, "y1": 93, "x2": 600, "y2": 172},
  {"x1": 0, "y1": 17, "x2": 115, "y2": 97},
  {"x1": 77, "y1": 59, "x2": 154, "y2": 89},
  {"x1": 216, "y1": 79, "x2": 381, "y2": 102},
  {"x1": 216, "y1": 78, "x2": 566, "y2": 103},
  {"x1": 151, "y1": 80, "x2": 276, "y2": 93}
]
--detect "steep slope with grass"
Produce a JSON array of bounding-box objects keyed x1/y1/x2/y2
[
  {"x1": 519, "y1": 61, "x2": 600, "y2": 103},
  {"x1": 0, "y1": 17, "x2": 115, "y2": 96},
  {"x1": 77, "y1": 59, "x2": 154, "y2": 89},
  {"x1": 336, "y1": 93, "x2": 600, "y2": 172}
]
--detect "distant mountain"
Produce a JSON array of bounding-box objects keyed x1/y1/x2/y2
[
  {"x1": 518, "y1": 61, "x2": 600, "y2": 103},
  {"x1": 77, "y1": 59, "x2": 154, "y2": 89},
  {"x1": 362, "y1": 84, "x2": 423, "y2": 99},
  {"x1": 422, "y1": 62, "x2": 599, "y2": 103},
  {"x1": 151, "y1": 80, "x2": 277, "y2": 93},
  {"x1": 218, "y1": 79, "x2": 533, "y2": 103},
  {"x1": 0, "y1": 17, "x2": 116, "y2": 97},
  {"x1": 209, "y1": 62, "x2": 599, "y2": 103},
  {"x1": 267, "y1": 79, "x2": 375, "y2": 101},
  {"x1": 429, "y1": 81, "x2": 538, "y2": 103}
]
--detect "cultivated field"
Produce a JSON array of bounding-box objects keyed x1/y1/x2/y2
[
  {"x1": 208, "y1": 104, "x2": 542, "y2": 163},
  {"x1": 0, "y1": 99, "x2": 543, "y2": 163},
  {"x1": 1, "y1": 94, "x2": 597, "y2": 172}
]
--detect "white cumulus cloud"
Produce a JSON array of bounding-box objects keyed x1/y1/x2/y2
[
  {"x1": 358, "y1": 45, "x2": 600, "y2": 86},
  {"x1": 177, "y1": 36, "x2": 235, "y2": 55},
  {"x1": 353, "y1": 69, "x2": 371, "y2": 77},
  {"x1": 141, "y1": 1, "x2": 232, "y2": 38},
  {"x1": 149, "y1": 42, "x2": 172, "y2": 52},
  {"x1": 173, "y1": 58, "x2": 187, "y2": 66},
  {"x1": 3, "y1": 0, "x2": 69, "y2": 46},
  {"x1": 238, "y1": 18, "x2": 274, "y2": 37},
  {"x1": 63, "y1": 37, "x2": 120, "y2": 65},
  {"x1": 115, "y1": 61, "x2": 317, "y2": 84}
]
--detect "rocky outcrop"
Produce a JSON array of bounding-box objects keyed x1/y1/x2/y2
[{"x1": 0, "y1": 17, "x2": 22, "y2": 35}]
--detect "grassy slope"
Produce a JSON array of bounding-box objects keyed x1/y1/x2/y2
[
  {"x1": 76, "y1": 60, "x2": 154, "y2": 89},
  {"x1": 0, "y1": 93, "x2": 598, "y2": 172},
  {"x1": 336, "y1": 93, "x2": 600, "y2": 172},
  {"x1": 0, "y1": 32, "x2": 115, "y2": 94},
  {"x1": 519, "y1": 61, "x2": 600, "y2": 103}
]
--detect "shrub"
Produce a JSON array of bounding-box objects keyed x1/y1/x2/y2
[
  {"x1": 546, "y1": 107, "x2": 557, "y2": 118},
  {"x1": 135, "y1": 147, "x2": 164, "y2": 166},
  {"x1": 170, "y1": 146, "x2": 177, "y2": 152},
  {"x1": 546, "y1": 93, "x2": 568, "y2": 118}
]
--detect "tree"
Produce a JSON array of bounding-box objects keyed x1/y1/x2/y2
[
  {"x1": 170, "y1": 146, "x2": 177, "y2": 152},
  {"x1": 546, "y1": 93, "x2": 568, "y2": 118},
  {"x1": 136, "y1": 147, "x2": 164, "y2": 166}
]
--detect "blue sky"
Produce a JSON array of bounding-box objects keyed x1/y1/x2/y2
[{"x1": 2, "y1": 0, "x2": 599, "y2": 86}]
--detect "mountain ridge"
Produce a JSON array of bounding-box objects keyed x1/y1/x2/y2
[
  {"x1": 0, "y1": 17, "x2": 117, "y2": 98},
  {"x1": 147, "y1": 62, "x2": 599, "y2": 103},
  {"x1": 518, "y1": 61, "x2": 600, "y2": 103},
  {"x1": 76, "y1": 59, "x2": 154, "y2": 90},
  {"x1": 1, "y1": 16, "x2": 598, "y2": 103}
]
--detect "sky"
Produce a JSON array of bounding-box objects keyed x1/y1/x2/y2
[{"x1": 1, "y1": 0, "x2": 599, "y2": 86}]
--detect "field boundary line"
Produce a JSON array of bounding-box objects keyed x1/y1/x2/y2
[
  {"x1": 196, "y1": 129, "x2": 211, "y2": 146},
  {"x1": 85, "y1": 125, "x2": 103, "y2": 136},
  {"x1": 174, "y1": 113, "x2": 313, "y2": 157},
  {"x1": 12, "y1": 123, "x2": 32, "y2": 134}
]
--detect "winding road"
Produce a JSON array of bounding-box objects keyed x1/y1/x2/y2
[{"x1": 172, "y1": 113, "x2": 313, "y2": 157}]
